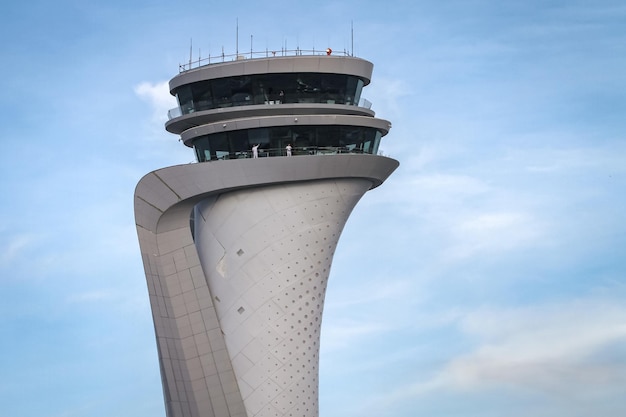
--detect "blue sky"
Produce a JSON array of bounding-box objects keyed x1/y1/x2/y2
[{"x1": 1, "y1": 1, "x2": 625, "y2": 416}]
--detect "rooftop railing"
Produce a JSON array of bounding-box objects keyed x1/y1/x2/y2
[{"x1": 179, "y1": 48, "x2": 353, "y2": 72}]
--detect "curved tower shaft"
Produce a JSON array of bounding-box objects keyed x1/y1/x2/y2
[{"x1": 135, "y1": 51, "x2": 399, "y2": 417}]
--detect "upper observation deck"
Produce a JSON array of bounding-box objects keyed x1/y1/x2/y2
[{"x1": 165, "y1": 50, "x2": 376, "y2": 134}]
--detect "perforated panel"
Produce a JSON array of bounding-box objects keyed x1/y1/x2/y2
[{"x1": 193, "y1": 178, "x2": 371, "y2": 417}]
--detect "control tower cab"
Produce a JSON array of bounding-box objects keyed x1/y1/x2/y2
[{"x1": 165, "y1": 54, "x2": 391, "y2": 161}]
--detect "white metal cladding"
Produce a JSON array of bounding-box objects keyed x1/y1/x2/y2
[
  {"x1": 193, "y1": 179, "x2": 372, "y2": 417},
  {"x1": 134, "y1": 155, "x2": 398, "y2": 417}
]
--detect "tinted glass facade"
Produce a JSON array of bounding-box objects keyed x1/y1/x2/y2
[
  {"x1": 192, "y1": 125, "x2": 382, "y2": 161},
  {"x1": 175, "y1": 73, "x2": 365, "y2": 114}
]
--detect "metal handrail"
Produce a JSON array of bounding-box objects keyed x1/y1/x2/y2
[
  {"x1": 179, "y1": 48, "x2": 352, "y2": 72},
  {"x1": 202, "y1": 146, "x2": 367, "y2": 162},
  {"x1": 167, "y1": 97, "x2": 372, "y2": 120}
]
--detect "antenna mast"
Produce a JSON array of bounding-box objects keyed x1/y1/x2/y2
[
  {"x1": 189, "y1": 38, "x2": 193, "y2": 67},
  {"x1": 351, "y1": 21, "x2": 354, "y2": 56}
]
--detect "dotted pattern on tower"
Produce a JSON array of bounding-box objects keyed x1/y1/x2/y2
[{"x1": 193, "y1": 178, "x2": 372, "y2": 417}]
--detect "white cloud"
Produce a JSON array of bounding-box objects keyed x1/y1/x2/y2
[
  {"x1": 321, "y1": 279, "x2": 414, "y2": 352},
  {"x1": 133, "y1": 80, "x2": 192, "y2": 162},
  {"x1": 377, "y1": 170, "x2": 546, "y2": 260},
  {"x1": 349, "y1": 296, "x2": 626, "y2": 417},
  {"x1": 326, "y1": 278, "x2": 413, "y2": 310},
  {"x1": 0, "y1": 234, "x2": 37, "y2": 266},
  {"x1": 134, "y1": 80, "x2": 176, "y2": 124},
  {"x1": 404, "y1": 297, "x2": 626, "y2": 395},
  {"x1": 514, "y1": 143, "x2": 626, "y2": 175},
  {"x1": 411, "y1": 173, "x2": 491, "y2": 196},
  {"x1": 321, "y1": 319, "x2": 388, "y2": 352},
  {"x1": 447, "y1": 211, "x2": 545, "y2": 259},
  {"x1": 373, "y1": 172, "x2": 491, "y2": 219},
  {"x1": 366, "y1": 76, "x2": 411, "y2": 120}
]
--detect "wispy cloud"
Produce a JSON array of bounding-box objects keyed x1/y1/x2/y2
[
  {"x1": 0, "y1": 233, "x2": 37, "y2": 267},
  {"x1": 326, "y1": 278, "x2": 413, "y2": 310},
  {"x1": 322, "y1": 278, "x2": 414, "y2": 352},
  {"x1": 343, "y1": 294, "x2": 626, "y2": 417},
  {"x1": 447, "y1": 211, "x2": 544, "y2": 259},
  {"x1": 367, "y1": 76, "x2": 412, "y2": 118},
  {"x1": 321, "y1": 319, "x2": 388, "y2": 352},
  {"x1": 134, "y1": 80, "x2": 176, "y2": 125},
  {"x1": 398, "y1": 296, "x2": 626, "y2": 396}
]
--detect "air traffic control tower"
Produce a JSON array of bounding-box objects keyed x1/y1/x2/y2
[{"x1": 134, "y1": 48, "x2": 399, "y2": 417}]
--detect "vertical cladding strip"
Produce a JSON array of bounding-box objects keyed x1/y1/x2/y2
[
  {"x1": 153, "y1": 227, "x2": 246, "y2": 417},
  {"x1": 137, "y1": 194, "x2": 246, "y2": 417},
  {"x1": 193, "y1": 179, "x2": 372, "y2": 417}
]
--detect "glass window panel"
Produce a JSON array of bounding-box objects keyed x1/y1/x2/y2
[
  {"x1": 231, "y1": 76, "x2": 252, "y2": 106},
  {"x1": 176, "y1": 85, "x2": 194, "y2": 114},
  {"x1": 215, "y1": 150, "x2": 229, "y2": 160},
  {"x1": 192, "y1": 136, "x2": 211, "y2": 162},
  {"x1": 353, "y1": 79, "x2": 364, "y2": 104},
  {"x1": 292, "y1": 126, "x2": 316, "y2": 152},
  {"x1": 276, "y1": 74, "x2": 297, "y2": 104},
  {"x1": 361, "y1": 129, "x2": 376, "y2": 154},
  {"x1": 269, "y1": 126, "x2": 292, "y2": 154},
  {"x1": 253, "y1": 77, "x2": 268, "y2": 104},
  {"x1": 260, "y1": 74, "x2": 284, "y2": 104},
  {"x1": 319, "y1": 74, "x2": 343, "y2": 104},
  {"x1": 210, "y1": 132, "x2": 229, "y2": 159},
  {"x1": 316, "y1": 126, "x2": 337, "y2": 148},
  {"x1": 248, "y1": 128, "x2": 270, "y2": 146},
  {"x1": 372, "y1": 131, "x2": 382, "y2": 155},
  {"x1": 212, "y1": 78, "x2": 232, "y2": 107},
  {"x1": 191, "y1": 80, "x2": 213, "y2": 111},
  {"x1": 345, "y1": 77, "x2": 358, "y2": 105},
  {"x1": 230, "y1": 130, "x2": 249, "y2": 154}
]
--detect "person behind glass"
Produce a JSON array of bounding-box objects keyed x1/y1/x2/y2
[
  {"x1": 279, "y1": 90, "x2": 285, "y2": 104},
  {"x1": 252, "y1": 144, "x2": 260, "y2": 158},
  {"x1": 285, "y1": 143, "x2": 292, "y2": 157}
]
